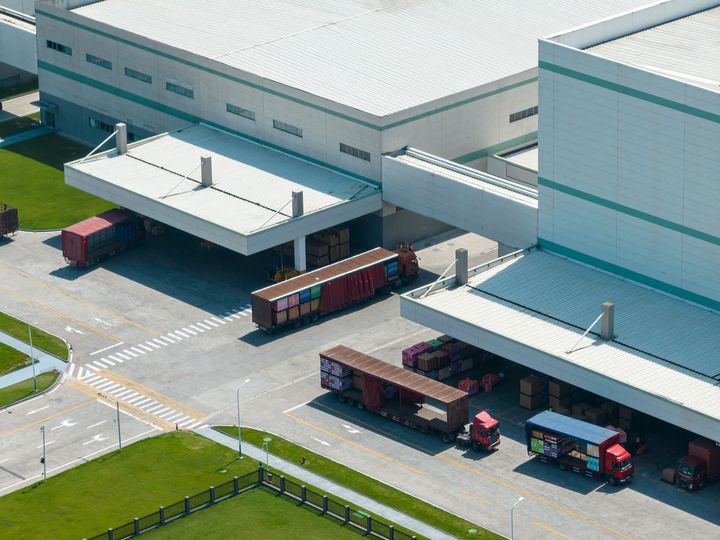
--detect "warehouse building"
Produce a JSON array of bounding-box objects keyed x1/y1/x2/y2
[
  {"x1": 402, "y1": 0, "x2": 720, "y2": 442},
  {"x1": 41, "y1": 0, "x2": 649, "y2": 253}
]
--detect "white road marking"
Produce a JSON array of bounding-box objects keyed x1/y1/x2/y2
[
  {"x1": 114, "y1": 351, "x2": 131, "y2": 360},
  {"x1": 120, "y1": 392, "x2": 139, "y2": 401},
  {"x1": 84, "y1": 375, "x2": 103, "y2": 385},
  {"x1": 204, "y1": 319, "x2": 219, "y2": 327},
  {"x1": 134, "y1": 398, "x2": 152, "y2": 407},
  {"x1": 161, "y1": 335, "x2": 176, "y2": 343},
  {"x1": 95, "y1": 382, "x2": 116, "y2": 391},
  {"x1": 86, "y1": 420, "x2": 107, "y2": 429},
  {"x1": 145, "y1": 341, "x2": 161, "y2": 350},
  {"x1": 153, "y1": 407, "x2": 171, "y2": 416},
  {"x1": 138, "y1": 401, "x2": 158, "y2": 410},
  {"x1": 224, "y1": 316, "x2": 234, "y2": 321},
  {"x1": 130, "y1": 347, "x2": 146, "y2": 355},
  {"x1": 26, "y1": 405, "x2": 49, "y2": 415},
  {"x1": 196, "y1": 322, "x2": 212, "y2": 330},
  {"x1": 94, "y1": 317, "x2": 112, "y2": 327},
  {"x1": 64, "y1": 326, "x2": 84, "y2": 335},
  {"x1": 113, "y1": 389, "x2": 134, "y2": 399},
  {"x1": 108, "y1": 386, "x2": 128, "y2": 396},
  {"x1": 90, "y1": 342, "x2": 125, "y2": 356},
  {"x1": 81, "y1": 370, "x2": 98, "y2": 381},
  {"x1": 88, "y1": 378, "x2": 108, "y2": 387},
  {"x1": 92, "y1": 359, "x2": 109, "y2": 368},
  {"x1": 0, "y1": 459, "x2": 8, "y2": 464},
  {"x1": 107, "y1": 354, "x2": 123, "y2": 364},
  {"x1": 283, "y1": 401, "x2": 310, "y2": 414},
  {"x1": 127, "y1": 395, "x2": 146, "y2": 405},
  {"x1": 145, "y1": 404, "x2": 165, "y2": 413},
  {"x1": 311, "y1": 437, "x2": 331, "y2": 447},
  {"x1": 158, "y1": 410, "x2": 178, "y2": 419},
  {"x1": 189, "y1": 325, "x2": 205, "y2": 333},
  {"x1": 67, "y1": 364, "x2": 75, "y2": 378},
  {"x1": 37, "y1": 440, "x2": 55, "y2": 448},
  {"x1": 51, "y1": 419, "x2": 77, "y2": 431},
  {"x1": 138, "y1": 344, "x2": 154, "y2": 352},
  {"x1": 178, "y1": 418, "x2": 196, "y2": 428},
  {"x1": 182, "y1": 327, "x2": 197, "y2": 335},
  {"x1": 153, "y1": 338, "x2": 169, "y2": 346},
  {"x1": 210, "y1": 317, "x2": 226, "y2": 325},
  {"x1": 86, "y1": 364, "x2": 101, "y2": 372},
  {"x1": 173, "y1": 330, "x2": 189, "y2": 338},
  {"x1": 100, "y1": 358, "x2": 115, "y2": 366},
  {"x1": 122, "y1": 349, "x2": 138, "y2": 358},
  {"x1": 166, "y1": 413, "x2": 187, "y2": 423},
  {"x1": 185, "y1": 420, "x2": 203, "y2": 430},
  {"x1": 76, "y1": 368, "x2": 85, "y2": 379},
  {"x1": 82, "y1": 434, "x2": 109, "y2": 446},
  {"x1": 238, "y1": 311, "x2": 248, "y2": 317},
  {"x1": 342, "y1": 424, "x2": 361, "y2": 434},
  {"x1": 229, "y1": 313, "x2": 242, "y2": 319}
]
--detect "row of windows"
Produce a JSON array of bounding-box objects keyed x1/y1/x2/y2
[
  {"x1": 509, "y1": 106, "x2": 538, "y2": 123},
  {"x1": 89, "y1": 117, "x2": 136, "y2": 141},
  {"x1": 166, "y1": 81, "x2": 194, "y2": 99},
  {"x1": 125, "y1": 67, "x2": 152, "y2": 84},
  {"x1": 272, "y1": 119, "x2": 303, "y2": 138},
  {"x1": 46, "y1": 40, "x2": 72, "y2": 56},
  {"x1": 226, "y1": 103, "x2": 255, "y2": 121},
  {"x1": 86, "y1": 53, "x2": 112, "y2": 70},
  {"x1": 339, "y1": 143, "x2": 371, "y2": 162}
]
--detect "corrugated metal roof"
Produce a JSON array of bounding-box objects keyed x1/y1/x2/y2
[
  {"x1": 72, "y1": 0, "x2": 651, "y2": 116},
  {"x1": 406, "y1": 249, "x2": 720, "y2": 423},
  {"x1": 590, "y1": 6, "x2": 720, "y2": 89},
  {"x1": 66, "y1": 123, "x2": 378, "y2": 235},
  {"x1": 63, "y1": 208, "x2": 134, "y2": 236}
]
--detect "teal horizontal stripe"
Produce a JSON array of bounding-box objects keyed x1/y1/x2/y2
[
  {"x1": 538, "y1": 177, "x2": 720, "y2": 247},
  {"x1": 538, "y1": 238, "x2": 720, "y2": 312},
  {"x1": 38, "y1": 61, "x2": 381, "y2": 187},
  {"x1": 539, "y1": 61, "x2": 720, "y2": 126},
  {"x1": 38, "y1": 8, "x2": 534, "y2": 131},
  {"x1": 453, "y1": 131, "x2": 537, "y2": 164}
]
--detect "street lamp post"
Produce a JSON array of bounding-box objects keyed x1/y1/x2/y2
[
  {"x1": 40, "y1": 425, "x2": 47, "y2": 482},
  {"x1": 262, "y1": 437, "x2": 272, "y2": 470},
  {"x1": 115, "y1": 401, "x2": 122, "y2": 451},
  {"x1": 236, "y1": 379, "x2": 250, "y2": 459},
  {"x1": 29, "y1": 324, "x2": 37, "y2": 392},
  {"x1": 510, "y1": 496, "x2": 524, "y2": 540}
]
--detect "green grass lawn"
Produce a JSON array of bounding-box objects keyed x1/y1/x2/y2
[
  {"x1": 0, "y1": 112, "x2": 41, "y2": 138},
  {"x1": 0, "y1": 311, "x2": 68, "y2": 360},
  {"x1": 0, "y1": 370, "x2": 58, "y2": 409},
  {"x1": 0, "y1": 79, "x2": 37, "y2": 100},
  {"x1": 217, "y1": 426, "x2": 498, "y2": 540},
  {"x1": 0, "y1": 341, "x2": 30, "y2": 375},
  {"x1": 143, "y1": 487, "x2": 361, "y2": 540},
  {"x1": 0, "y1": 133, "x2": 114, "y2": 229}
]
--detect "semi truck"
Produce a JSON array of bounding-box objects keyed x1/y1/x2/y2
[
  {"x1": 320, "y1": 345, "x2": 500, "y2": 451},
  {"x1": 675, "y1": 438, "x2": 720, "y2": 491},
  {"x1": 252, "y1": 246, "x2": 418, "y2": 332},
  {"x1": 0, "y1": 203, "x2": 18, "y2": 238},
  {"x1": 526, "y1": 411, "x2": 633, "y2": 485},
  {"x1": 62, "y1": 209, "x2": 144, "y2": 267}
]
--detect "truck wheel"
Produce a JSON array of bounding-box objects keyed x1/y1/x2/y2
[
  {"x1": 440, "y1": 432, "x2": 455, "y2": 444},
  {"x1": 609, "y1": 476, "x2": 618, "y2": 486},
  {"x1": 310, "y1": 312, "x2": 319, "y2": 323},
  {"x1": 356, "y1": 401, "x2": 365, "y2": 410}
]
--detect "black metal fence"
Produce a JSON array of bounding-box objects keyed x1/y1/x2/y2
[{"x1": 85, "y1": 466, "x2": 419, "y2": 540}]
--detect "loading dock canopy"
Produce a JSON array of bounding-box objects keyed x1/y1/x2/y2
[
  {"x1": 402, "y1": 249, "x2": 720, "y2": 442},
  {"x1": 321, "y1": 345, "x2": 467, "y2": 404},
  {"x1": 64, "y1": 124, "x2": 381, "y2": 255}
]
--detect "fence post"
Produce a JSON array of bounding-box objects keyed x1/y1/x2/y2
[
  {"x1": 133, "y1": 517, "x2": 140, "y2": 536},
  {"x1": 344, "y1": 505, "x2": 350, "y2": 524},
  {"x1": 184, "y1": 496, "x2": 190, "y2": 515},
  {"x1": 107, "y1": 528, "x2": 113, "y2": 540},
  {"x1": 279, "y1": 475, "x2": 285, "y2": 493},
  {"x1": 389, "y1": 525, "x2": 395, "y2": 540},
  {"x1": 159, "y1": 506, "x2": 165, "y2": 525},
  {"x1": 258, "y1": 465, "x2": 264, "y2": 485},
  {"x1": 210, "y1": 486, "x2": 216, "y2": 505},
  {"x1": 322, "y1": 495, "x2": 328, "y2": 514},
  {"x1": 233, "y1": 476, "x2": 239, "y2": 495},
  {"x1": 301, "y1": 486, "x2": 307, "y2": 505},
  {"x1": 366, "y1": 515, "x2": 372, "y2": 535}
]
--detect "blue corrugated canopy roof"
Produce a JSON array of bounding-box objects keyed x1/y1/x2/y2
[{"x1": 527, "y1": 411, "x2": 617, "y2": 445}]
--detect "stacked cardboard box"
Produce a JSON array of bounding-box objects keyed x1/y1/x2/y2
[
  {"x1": 548, "y1": 379, "x2": 572, "y2": 410},
  {"x1": 320, "y1": 357, "x2": 352, "y2": 391},
  {"x1": 520, "y1": 375, "x2": 547, "y2": 409},
  {"x1": 306, "y1": 238, "x2": 329, "y2": 267},
  {"x1": 618, "y1": 405, "x2": 632, "y2": 430},
  {"x1": 402, "y1": 342, "x2": 433, "y2": 368},
  {"x1": 312, "y1": 226, "x2": 350, "y2": 263},
  {"x1": 584, "y1": 407, "x2": 607, "y2": 425}
]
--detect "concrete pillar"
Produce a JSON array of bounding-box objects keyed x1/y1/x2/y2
[
  {"x1": 201, "y1": 155, "x2": 212, "y2": 187},
  {"x1": 115, "y1": 123, "x2": 127, "y2": 154},
  {"x1": 292, "y1": 191, "x2": 306, "y2": 271},
  {"x1": 601, "y1": 302, "x2": 615, "y2": 340},
  {"x1": 455, "y1": 248, "x2": 468, "y2": 286},
  {"x1": 292, "y1": 191, "x2": 304, "y2": 218}
]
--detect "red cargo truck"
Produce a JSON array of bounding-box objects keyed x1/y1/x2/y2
[
  {"x1": 320, "y1": 345, "x2": 500, "y2": 450},
  {"x1": 251, "y1": 246, "x2": 418, "y2": 332},
  {"x1": 0, "y1": 203, "x2": 19, "y2": 238},
  {"x1": 526, "y1": 410, "x2": 633, "y2": 485},
  {"x1": 62, "y1": 209, "x2": 143, "y2": 266},
  {"x1": 675, "y1": 438, "x2": 720, "y2": 491}
]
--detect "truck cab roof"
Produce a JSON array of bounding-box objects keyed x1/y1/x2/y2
[{"x1": 474, "y1": 410, "x2": 498, "y2": 429}]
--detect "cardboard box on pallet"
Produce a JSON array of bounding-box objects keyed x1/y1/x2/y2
[
  {"x1": 600, "y1": 401, "x2": 618, "y2": 417},
  {"x1": 520, "y1": 392, "x2": 546, "y2": 410},
  {"x1": 572, "y1": 402, "x2": 592, "y2": 416},
  {"x1": 548, "y1": 379, "x2": 571, "y2": 398},
  {"x1": 549, "y1": 395, "x2": 571, "y2": 409},
  {"x1": 339, "y1": 242, "x2": 350, "y2": 259},
  {"x1": 554, "y1": 405, "x2": 571, "y2": 416},
  {"x1": 310, "y1": 299, "x2": 320, "y2": 311},
  {"x1": 461, "y1": 357, "x2": 473, "y2": 372},
  {"x1": 288, "y1": 306, "x2": 300, "y2": 320},
  {"x1": 306, "y1": 239, "x2": 329, "y2": 256},
  {"x1": 438, "y1": 367, "x2": 452, "y2": 381},
  {"x1": 308, "y1": 254, "x2": 329, "y2": 267},
  {"x1": 273, "y1": 310, "x2": 287, "y2": 325},
  {"x1": 329, "y1": 245, "x2": 340, "y2": 262},
  {"x1": 520, "y1": 375, "x2": 545, "y2": 396},
  {"x1": 299, "y1": 302, "x2": 311, "y2": 316},
  {"x1": 584, "y1": 407, "x2": 607, "y2": 425},
  {"x1": 618, "y1": 405, "x2": 632, "y2": 420}
]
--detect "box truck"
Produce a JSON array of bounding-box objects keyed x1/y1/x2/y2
[
  {"x1": 675, "y1": 438, "x2": 720, "y2": 491},
  {"x1": 62, "y1": 209, "x2": 144, "y2": 266}
]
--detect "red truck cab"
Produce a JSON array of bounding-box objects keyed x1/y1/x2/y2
[
  {"x1": 606, "y1": 444, "x2": 634, "y2": 484},
  {"x1": 472, "y1": 411, "x2": 500, "y2": 450},
  {"x1": 394, "y1": 242, "x2": 419, "y2": 280},
  {"x1": 676, "y1": 456, "x2": 707, "y2": 491}
]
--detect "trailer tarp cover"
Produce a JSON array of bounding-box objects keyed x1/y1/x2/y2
[
  {"x1": 528, "y1": 411, "x2": 618, "y2": 445},
  {"x1": 320, "y1": 345, "x2": 467, "y2": 405}
]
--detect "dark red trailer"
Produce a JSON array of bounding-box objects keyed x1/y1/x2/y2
[
  {"x1": 251, "y1": 246, "x2": 418, "y2": 332},
  {"x1": 62, "y1": 209, "x2": 143, "y2": 266},
  {"x1": 0, "y1": 203, "x2": 18, "y2": 238}
]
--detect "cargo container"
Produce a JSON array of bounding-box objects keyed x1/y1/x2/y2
[
  {"x1": 62, "y1": 209, "x2": 143, "y2": 266},
  {"x1": 252, "y1": 246, "x2": 418, "y2": 332},
  {"x1": 0, "y1": 203, "x2": 18, "y2": 238},
  {"x1": 675, "y1": 438, "x2": 720, "y2": 491},
  {"x1": 526, "y1": 410, "x2": 633, "y2": 485},
  {"x1": 320, "y1": 345, "x2": 500, "y2": 450}
]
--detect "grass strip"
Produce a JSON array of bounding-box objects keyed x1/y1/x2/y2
[
  {"x1": 0, "y1": 311, "x2": 68, "y2": 360},
  {"x1": 0, "y1": 133, "x2": 114, "y2": 229},
  {"x1": 0, "y1": 341, "x2": 30, "y2": 375},
  {"x1": 0, "y1": 112, "x2": 41, "y2": 138},
  {"x1": 216, "y1": 426, "x2": 498, "y2": 539},
  {"x1": 0, "y1": 80, "x2": 37, "y2": 100},
  {"x1": 142, "y1": 486, "x2": 361, "y2": 540},
  {"x1": 0, "y1": 370, "x2": 58, "y2": 409}
]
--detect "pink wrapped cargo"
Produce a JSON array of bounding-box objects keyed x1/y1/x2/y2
[{"x1": 402, "y1": 342, "x2": 433, "y2": 367}]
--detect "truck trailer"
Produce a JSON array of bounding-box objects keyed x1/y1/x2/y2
[
  {"x1": 0, "y1": 203, "x2": 18, "y2": 238},
  {"x1": 319, "y1": 345, "x2": 500, "y2": 451},
  {"x1": 252, "y1": 246, "x2": 418, "y2": 332},
  {"x1": 675, "y1": 438, "x2": 720, "y2": 491},
  {"x1": 62, "y1": 209, "x2": 143, "y2": 267},
  {"x1": 526, "y1": 411, "x2": 633, "y2": 485}
]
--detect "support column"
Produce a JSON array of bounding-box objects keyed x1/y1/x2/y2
[
  {"x1": 455, "y1": 248, "x2": 468, "y2": 286},
  {"x1": 601, "y1": 302, "x2": 615, "y2": 340},
  {"x1": 292, "y1": 191, "x2": 306, "y2": 272},
  {"x1": 115, "y1": 123, "x2": 127, "y2": 155}
]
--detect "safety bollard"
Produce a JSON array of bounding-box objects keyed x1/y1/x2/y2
[
  {"x1": 322, "y1": 495, "x2": 328, "y2": 514},
  {"x1": 210, "y1": 486, "x2": 215, "y2": 505},
  {"x1": 280, "y1": 476, "x2": 286, "y2": 494},
  {"x1": 159, "y1": 506, "x2": 165, "y2": 525},
  {"x1": 366, "y1": 515, "x2": 372, "y2": 535},
  {"x1": 300, "y1": 485, "x2": 307, "y2": 504},
  {"x1": 133, "y1": 517, "x2": 140, "y2": 536},
  {"x1": 184, "y1": 496, "x2": 190, "y2": 515},
  {"x1": 233, "y1": 476, "x2": 239, "y2": 495},
  {"x1": 389, "y1": 525, "x2": 395, "y2": 540},
  {"x1": 344, "y1": 505, "x2": 350, "y2": 523},
  {"x1": 107, "y1": 528, "x2": 113, "y2": 540}
]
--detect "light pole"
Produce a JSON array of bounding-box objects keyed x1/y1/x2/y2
[
  {"x1": 115, "y1": 401, "x2": 122, "y2": 451},
  {"x1": 40, "y1": 425, "x2": 47, "y2": 482},
  {"x1": 236, "y1": 379, "x2": 250, "y2": 459},
  {"x1": 510, "y1": 496, "x2": 524, "y2": 540},
  {"x1": 28, "y1": 324, "x2": 37, "y2": 392},
  {"x1": 262, "y1": 437, "x2": 272, "y2": 470}
]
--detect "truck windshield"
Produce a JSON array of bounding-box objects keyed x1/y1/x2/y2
[
  {"x1": 677, "y1": 462, "x2": 694, "y2": 476},
  {"x1": 617, "y1": 459, "x2": 632, "y2": 472}
]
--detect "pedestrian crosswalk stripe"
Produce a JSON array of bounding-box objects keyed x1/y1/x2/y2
[
  {"x1": 163, "y1": 334, "x2": 177, "y2": 343},
  {"x1": 67, "y1": 364, "x2": 76, "y2": 377},
  {"x1": 167, "y1": 413, "x2": 188, "y2": 423},
  {"x1": 134, "y1": 398, "x2": 152, "y2": 407},
  {"x1": 210, "y1": 317, "x2": 226, "y2": 325},
  {"x1": 115, "y1": 351, "x2": 131, "y2": 360},
  {"x1": 101, "y1": 358, "x2": 116, "y2": 366},
  {"x1": 185, "y1": 420, "x2": 203, "y2": 429},
  {"x1": 138, "y1": 344, "x2": 154, "y2": 352},
  {"x1": 114, "y1": 389, "x2": 134, "y2": 399},
  {"x1": 196, "y1": 322, "x2": 211, "y2": 330},
  {"x1": 174, "y1": 330, "x2": 189, "y2": 338},
  {"x1": 93, "y1": 359, "x2": 109, "y2": 368},
  {"x1": 152, "y1": 338, "x2": 168, "y2": 347},
  {"x1": 95, "y1": 381, "x2": 115, "y2": 391},
  {"x1": 138, "y1": 400, "x2": 157, "y2": 410},
  {"x1": 84, "y1": 375, "x2": 102, "y2": 384},
  {"x1": 204, "y1": 319, "x2": 219, "y2": 327},
  {"x1": 182, "y1": 327, "x2": 197, "y2": 335},
  {"x1": 127, "y1": 395, "x2": 146, "y2": 404},
  {"x1": 130, "y1": 347, "x2": 146, "y2": 355},
  {"x1": 123, "y1": 349, "x2": 138, "y2": 358},
  {"x1": 121, "y1": 391, "x2": 139, "y2": 401},
  {"x1": 107, "y1": 354, "x2": 123, "y2": 363},
  {"x1": 146, "y1": 341, "x2": 161, "y2": 349},
  {"x1": 190, "y1": 324, "x2": 205, "y2": 332},
  {"x1": 86, "y1": 364, "x2": 101, "y2": 372},
  {"x1": 158, "y1": 409, "x2": 178, "y2": 419}
]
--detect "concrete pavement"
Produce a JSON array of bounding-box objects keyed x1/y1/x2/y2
[{"x1": 0, "y1": 90, "x2": 39, "y2": 120}]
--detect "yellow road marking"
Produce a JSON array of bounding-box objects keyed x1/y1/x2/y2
[
  {"x1": 310, "y1": 401, "x2": 634, "y2": 539},
  {"x1": 283, "y1": 411, "x2": 421, "y2": 475},
  {"x1": 0, "y1": 399, "x2": 94, "y2": 437},
  {"x1": 459, "y1": 489, "x2": 491, "y2": 505},
  {"x1": 96, "y1": 369, "x2": 207, "y2": 422},
  {"x1": 0, "y1": 263, "x2": 162, "y2": 337},
  {"x1": 0, "y1": 285, "x2": 122, "y2": 342},
  {"x1": 533, "y1": 521, "x2": 568, "y2": 538}
]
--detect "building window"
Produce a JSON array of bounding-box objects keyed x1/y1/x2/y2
[
  {"x1": 89, "y1": 117, "x2": 114, "y2": 133},
  {"x1": 86, "y1": 53, "x2": 112, "y2": 70},
  {"x1": 339, "y1": 143, "x2": 371, "y2": 162},
  {"x1": 125, "y1": 67, "x2": 152, "y2": 84},
  {"x1": 166, "y1": 78, "x2": 194, "y2": 99},
  {"x1": 226, "y1": 103, "x2": 255, "y2": 121},
  {"x1": 273, "y1": 119, "x2": 302, "y2": 138},
  {"x1": 46, "y1": 40, "x2": 72, "y2": 56},
  {"x1": 509, "y1": 106, "x2": 538, "y2": 123}
]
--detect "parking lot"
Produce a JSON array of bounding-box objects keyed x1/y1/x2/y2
[{"x1": 0, "y1": 228, "x2": 718, "y2": 539}]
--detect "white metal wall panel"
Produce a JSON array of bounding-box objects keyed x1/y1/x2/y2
[{"x1": 0, "y1": 18, "x2": 36, "y2": 74}]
